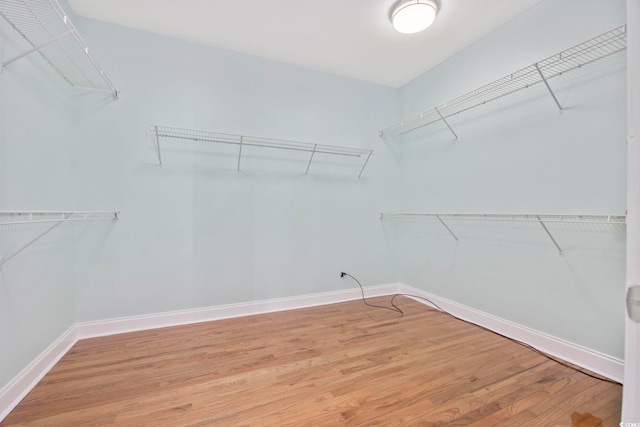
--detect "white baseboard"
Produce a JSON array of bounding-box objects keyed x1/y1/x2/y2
[
  {"x1": 75, "y1": 284, "x2": 401, "y2": 339},
  {"x1": 0, "y1": 281, "x2": 623, "y2": 422},
  {"x1": 395, "y1": 283, "x2": 624, "y2": 383},
  {"x1": 0, "y1": 325, "x2": 78, "y2": 421},
  {"x1": 0, "y1": 283, "x2": 400, "y2": 422}
]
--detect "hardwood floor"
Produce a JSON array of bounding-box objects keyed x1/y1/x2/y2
[{"x1": 1, "y1": 296, "x2": 621, "y2": 426}]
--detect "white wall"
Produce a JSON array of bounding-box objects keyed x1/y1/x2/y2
[
  {"x1": 385, "y1": 0, "x2": 627, "y2": 357},
  {"x1": 0, "y1": 0, "x2": 629, "y2": 397},
  {"x1": 69, "y1": 19, "x2": 400, "y2": 322},
  {"x1": 0, "y1": 9, "x2": 400, "y2": 390},
  {"x1": 0, "y1": 11, "x2": 77, "y2": 388}
]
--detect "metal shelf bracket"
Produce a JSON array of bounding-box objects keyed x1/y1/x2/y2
[
  {"x1": 154, "y1": 127, "x2": 162, "y2": 166},
  {"x1": 0, "y1": 211, "x2": 119, "y2": 268},
  {"x1": 358, "y1": 151, "x2": 373, "y2": 179},
  {"x1": 436, "y1": 214, "x2": 459, "y2": 241},
  {"x1": 534, "y1": 63, "x2": 563, "y2": 113},
  {"x1": 536, "y1": 215, "x2": 563, "y2": 256},
  {"x1": 435, "y1": 107, "x2": 459, "y2": 141},
  {"x1": 305, "y1": 144, "x2": 317, "y2": 175},
  {"x1": 0, "y1": 213, "x2": 71, "y2": 267},
  {"x1": 237, "y1": 136, "x2": 244, "y2": 172}
]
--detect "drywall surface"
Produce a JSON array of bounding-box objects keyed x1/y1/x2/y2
[
  {"x1": 385, "y1": 0, "x2": 627, "y2": 357},
  {"x1": 70, "y1": 19, "x2": 400, "y2": 322},
  {"x1": 1, "y1": 0, "x2": 627, "y2": 398},
  {"x1": 0, "y1": 5, "x2": 77, "y2": 389}
]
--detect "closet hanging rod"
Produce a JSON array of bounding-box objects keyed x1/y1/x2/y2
[
  {"x1": 0, "y1": 0, "x2": 119, "y2": 97},
  {"x1": 379, "y1": 25, "x2": 627, "y2": 140}
]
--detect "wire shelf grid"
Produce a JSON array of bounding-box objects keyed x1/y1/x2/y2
[
  {"x1": 380, "y1": 26, "x2": 627, "y2": 139},
  {"x1": 378, "y1": 212, "x2": 627, "y2": 225},
  {"x1": 0, "y1": 211, "x2": 119, "y2": 267},
  {"x1": 378, "y1": 212, "x2": 626, "y2": 256},
  {"x1": 0, "y1": 0, "x2": 118, "y2": 96},
  {"x1": 152, "y1": 125, "x2": 375, "y2": 178},
  {"x1": 0, "y1": 210, "x2": 119, "y2": 226}
]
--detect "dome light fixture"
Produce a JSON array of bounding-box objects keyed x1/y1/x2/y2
[{"x1": 391, "y1": 0, "x2": 439, "y2": 34}]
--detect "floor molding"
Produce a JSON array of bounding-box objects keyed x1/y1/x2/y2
[
  {"x1": 0, "y1": 281, "x2": 623, "y2": 422},
  {"x1": 74, "y1": 284, "x2": 401, "y2": 339},
  {"x1": 395, "y1": 283, "x2": 624, "y2": 383},
  {"x1": 0, "y1": 283, "x2": 400, "y2": 421},
  {"x1": 0, "y1": 325, "x2": 78, "y2": 421}
]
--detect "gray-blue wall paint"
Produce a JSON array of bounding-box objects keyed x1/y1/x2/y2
[
  {"x1": 0, "y1": 2, "x2": 77, "y2": 388},
  {"x1": 0, "y1": 0, "x2": 628, "y2": 395},
  {"x1": 69, "y1": 19, "x2": 400, "y2": 322},
  {"x1": 387, "y1": 0, "x2": 627, "y2": 357}
]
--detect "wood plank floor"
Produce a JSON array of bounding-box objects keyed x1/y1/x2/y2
[{"x1": 1, "y1": 296, "x2": 621, "y2": 426}]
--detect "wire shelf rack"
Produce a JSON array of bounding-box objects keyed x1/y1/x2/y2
[
  {"x1": 378, "y1": 212, "x2": 626, "y2": 256},
  {"x1": 0, "y1": 211, "x2": 119, "y2": 267},
  {"x1": 378, "y1": 212, "x2": 627, "y2": 224},
  {"x1": 0, "y1": 0, "x2": 118, "y2": 96},
  {"x1": 151, "y1": 125, "x2": 375, "y2": 178},
  {"x1": 380, "y1": 26, "x2": 627, "y2": 141},
  {"x1": 0, "y1": 210, "x2": 119, "y2": 226}
]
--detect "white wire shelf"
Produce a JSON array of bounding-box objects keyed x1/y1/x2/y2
[
  {"x1": 0, "y1": 0, "x2": 118, "y2": 97},
  {"x1": 380, "y1": 26, "x2": 627, "y2": 141},
  {"x1": 379, "y1": 213, "x2": 627, "y2": 224},
  {"x1": 0, "y1": 211, "x2": 119, "y2": 267},
  {"x1": 151, "y1": 125, "x2": 375, "y2": 178},
  {"x1": 378, "y1": 212, "x2": 626, "y2": 256}
]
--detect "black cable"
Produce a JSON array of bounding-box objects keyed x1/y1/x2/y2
[
  {"x1": 341, "y1": 272, "x2": 620, "y2": 385},
  {"x1": 392, "y1": 293, "x2": 620, "y2": 385},
  {"x1": 340, "y1": 272, "x2": 403, "y2": 316}
]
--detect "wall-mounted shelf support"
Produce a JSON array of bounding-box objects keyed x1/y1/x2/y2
[
  {"x1": 378, "y1": 212, "x2": 626, "y2": 255},
  {"x1": 435, "y1": 107, "x2": 458, "y2": 140},
  {"x1": 436, "y1": 214, "x2": 459, "y2": 241},
  {"x1": 536, "y1": 215, "x2": 564, "y2": 256},
  {"x1": 154, "y1": 127, "x2": 162, "y2": 166},
  {"x1": 534, "y1": 63, "x2": 563, "y2": 113},
  {"x1": 1, "y1": 212, "x2": 71, "y2": 267},
  {"x1": 0, "y1": 0, "x2": 119, "y2": 97},
  {"x1": 2, "y1": 30, "x2": 71, "y2": 68},
  {"x1": 358, "y1": 151, "x2": 373, "y2": 179},
  {"x1": 0, "y1": 211, "x2": 119, "y2": 267},
  {"x1": 237, "y1": 136, "x2": 244, "y2": 172},
  {"x1": 151, "y1": 125, "x2": 375, "y2": 178},
  {"x1": 305, "y1": 144, "x2": 317, "y2": 175},
  {"x1": 380, "y1": 26, "x2": 626, "y2": 141}
]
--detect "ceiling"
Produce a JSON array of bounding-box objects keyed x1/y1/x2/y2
[{"x1": 67, "y1": 0, "x2": 545, "y2": 88}]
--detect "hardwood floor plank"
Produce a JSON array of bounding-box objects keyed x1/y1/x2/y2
[
  {"x1": 515, "y1": 377, "x2": 617, "y2": 427},
  {"x1": 465, "y1": 364, "x2": 579, "y2": 427},
  {"x1": 0, "y1": 296, "x2": 621, "y2": 426}
]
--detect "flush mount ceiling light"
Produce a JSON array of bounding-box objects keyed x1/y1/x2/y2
[{"x1": 391, "y1": 0, "x2": 438, "y2": 34}]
